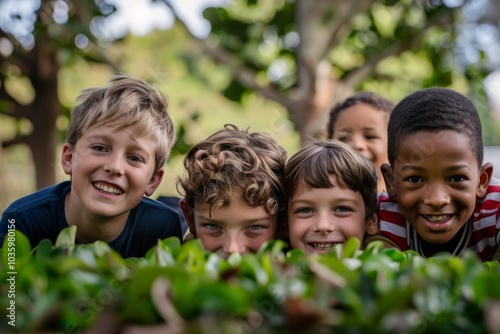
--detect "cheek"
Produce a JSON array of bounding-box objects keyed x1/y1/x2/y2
[
  {"x1": 341, "y1": 217, "x2": 365, "y2": 239},
  {"x1": 198, "y1": 234, "x2": 222, "y2": 252},
  {"x1": 287, "y1": 219, "x2": 302, "y2": 234},
  {"x1": 247, "y1": 231, "x2": 275, "y2": 251},
  {"x1": 288, "y1": 221, "x2": 306, "y2": 245},
  {"x1": 370, "y1": 144, "x2": 388, "y2": 160}
]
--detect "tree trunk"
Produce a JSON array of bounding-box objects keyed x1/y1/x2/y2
[{"x1": 27, "y1": 33, "x2": 61, "y2": 190}]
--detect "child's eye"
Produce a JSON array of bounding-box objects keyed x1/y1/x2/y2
[
  {"x1": 247, "y1": 225, "x2": 265, "y2": 231},
  {"x1": 365, "y1": 134, "x2": 379, "y2": 140},
  {"x1": 91, "y1": 145, "x2": 107, "y2": 152},
  {"x1": 405, "y1": 176, "x2": 423, "y2": 183},
  {"x1": 295, "y1": 207, "x2": 313, "y2": 214},
  {"x1": 337, "y1": 134, "x2": 351, "y2": 143},
  {"x1": 334, "y1": 206, "x2": 353, "y2": 213},
  {"x1": 449, "y1": 175, "x2": 467, "y2": 183},
  {"x1": 202, "y1": 223, "x2": 221, "y2": 230},
  {"x1": 128, "y1": 155, "x2": 144, "y2": 163}
]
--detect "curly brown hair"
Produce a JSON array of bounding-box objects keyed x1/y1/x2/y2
[{"x1": 177, "y1": 124, "x2": 287, "y2": 218}]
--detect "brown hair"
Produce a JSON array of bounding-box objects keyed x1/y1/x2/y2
[
  {"x1": 177, "y1": 124, "x2": 287, "y2": 219},
  {"x1": 284, "y1": 140, "x2": 378, "y2": 220},
  {"x1": 327, "y1": 91, "x2": 394, "y2": 139}
]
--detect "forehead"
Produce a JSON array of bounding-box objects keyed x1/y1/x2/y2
[
  {"x1": 292, "y1": 175, "x2": 339, "y2": 196},
  {"x1": 334, "y1": 104, "x2": 388, "y2": 129},
  {"x1": 87, "y1": 122, "x2": 151, "y2": 140},
  {"x1": 395, "y1": 130, "x2": 478, "y2": 167},
  {"x1": 193, "y1": 191, "x2": 274, "y2": 225},
  {"x1": 83, "y1": 123, "x2": 157, "y2": 150}
]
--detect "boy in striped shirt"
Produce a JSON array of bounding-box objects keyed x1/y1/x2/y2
[{"x1": 364, "y1": 87, "x2": 500, "y2": 261}]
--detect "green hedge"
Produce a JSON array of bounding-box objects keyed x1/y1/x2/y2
[{"x1": 1, "y1": 226, "x2": 500, "y2": 333}]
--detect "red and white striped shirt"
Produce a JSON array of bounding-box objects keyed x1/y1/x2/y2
[{"x1": 379, "y1": 178, "x2": 500, "y2": 261}]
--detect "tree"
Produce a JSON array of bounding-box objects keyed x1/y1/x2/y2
[
  {"x1": 0, "y1": 0, "x2": 119, "y2": 190},
  {"x1": 163, "y1": 0, "x2": 500, "y2": 144},
  {"x1": 1, "y1": 0, "x2": 499, "y2": 195}
]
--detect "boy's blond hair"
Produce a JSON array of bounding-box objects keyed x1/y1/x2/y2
[
  {"x1": 177, "y1": 124, "x2": 287, "y2": 217},
  {"x1": 65, "y1": 75, "x2": 176, "y2": 173}
]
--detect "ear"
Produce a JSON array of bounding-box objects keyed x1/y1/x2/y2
[
  {"x1": 476, "y1": 162, "x2": 493, "y2": 199},
  {"x1": 180, "y1": 199, "x2": 197, "y2": 237},
  {"x1": 381, "y1": 163, "x2": 397, "y2": 198},
  {"x1": 144, "y1": 168, "x2": 164, "y2": 196},
  {"x1": 365, "y1": 212, "x2": 379, "y2": 236},
  {"x1": 61, "y1": 143, "x2": 74, "y2": 175}
]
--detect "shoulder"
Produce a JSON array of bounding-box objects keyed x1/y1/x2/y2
[
  {"x1": 134, "y1": 197, "x2": 180, "y2": 217},
  {"x1": 476, "y1": 177, "x2": 500, "y2": 211},
  {"x1": 2, "y1": 181, "x2": 70, "y2": 214},
  {"x1": 121, "y1": 197, "x2": 183, "y2": 247},
  {"x1": 485, "y1": 177, "x2": 500, "y2": 198},
  {"x1": 129, "y1": 197, "x2": 182, "y2": 235},
  {"x1": 378, "y1": 193, "x2": 405, "y2": 226},
  {"x1": 363, "y1": 234, "x2": 401, "y2": 250}
]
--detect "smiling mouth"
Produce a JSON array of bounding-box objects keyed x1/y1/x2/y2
[
  {"x1": 423, "y1": 214, "x2": 451, "y2": 223},
  {"x1": 308, "y1": 242, "x2": 338, "y2": 250},
  {"x1": 94, "y1": 182, "x2": 123, "y2": 195}
]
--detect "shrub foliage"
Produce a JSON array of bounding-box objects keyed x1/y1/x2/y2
[{"x1": 1, "y1": 226, "x2": 500, "y2": 333}]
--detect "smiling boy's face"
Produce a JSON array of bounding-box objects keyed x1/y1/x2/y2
[
  {"x1": 61, "y1": 123, "x2": 163, "y2": 222},
  {"x1": 382, "y1": 130, "x2": 491, "y2": 245},
  {"x1": 181, "y1": 189, "x2": 277, "y2": 258},
  {"x1": 287, "y1": 176, "x2": 375, "y2": 254}
]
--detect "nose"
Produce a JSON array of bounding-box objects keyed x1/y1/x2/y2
[
  {"x1": 313, "y1": 213, "x2": 334, "y2": 234},
  {"x1": 423, "y1": 183, "x2": 450, "y2": 208},
  {"x1": 104, "y1": 154, "x2": 124, "y2": 176},
  {"x1": 350, "y1": 134, "x2": 368, "y2": 154},
  {"x1": 222, "y1": 232, "x2": 246, "y2": 255}
]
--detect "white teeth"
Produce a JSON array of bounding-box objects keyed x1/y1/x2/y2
[
  {"x1": 94, "y1": 182, "x2": 122, "y2": 195},
  {"x1": 424, "y1": 215, "x2": 450, "y2": 222},
  {"x1": 311, "y1": 243, "x2": 334, "y2": 250}
]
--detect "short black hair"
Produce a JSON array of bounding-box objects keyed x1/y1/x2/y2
[
  {"x1": 327, "y1": 91, "x2": 394, "y2": 138},
  {"x1": 387, "y1": 87, "x2": 483, "y2": 166}
]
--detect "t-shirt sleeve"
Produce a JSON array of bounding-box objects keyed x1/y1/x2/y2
[{"x1": 0, "y1": 212, "x2": 29, "y2": 248}]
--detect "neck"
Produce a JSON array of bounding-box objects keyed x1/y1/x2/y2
[
  {"x1": 418, "y1": 224, "x2": 467, "y2": 258},
  {"x1": 64, "y1": 191, "x2": 128, "y2": 243}
]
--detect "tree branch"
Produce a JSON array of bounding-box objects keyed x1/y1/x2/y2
[
  {"x1": 201, "y1": 42, "x2": 293, "y2": 108},
  {"x1": 159, "y1": 0, "x2": 293, "y2": 109},
  {"x1": 344, "y1": 9, "x2": 455, "y2": 88},
  {"x1": 2, "y1": 134, "x2": 31, "y2": 148}
]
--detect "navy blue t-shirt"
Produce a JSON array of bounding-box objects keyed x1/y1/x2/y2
[{"x1": 0, "y1": 181, "x2": 183, "y2": 258}]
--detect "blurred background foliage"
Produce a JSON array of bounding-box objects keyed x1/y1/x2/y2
[{"x1": 1, "y1": 0, "x2": 500, "y2": 212}]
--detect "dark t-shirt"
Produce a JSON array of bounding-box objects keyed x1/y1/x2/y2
[{"x1": 0, "y1": 181, "x2": 182, "y2": 258}]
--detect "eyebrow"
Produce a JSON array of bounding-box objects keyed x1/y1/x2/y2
[
  {"x1": 336, "y1": 126, "x2": 378, "y2": 132},
  {"x1": 400, "y1": 164, "x2": 472, "y2": 172},
  {"x1": 85, "y1": 134, "x2": 106, "y2": 141},
  {"x1": 196, "y1": 214, "x2": 273, "y2": 224},
  {"x1": 290, "y1": 197, "x2": 360, "y2": 206}
]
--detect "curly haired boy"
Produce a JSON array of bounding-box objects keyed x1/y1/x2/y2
[{"x1": 177, "y1": 124, "x2": 287, "y2": 258}]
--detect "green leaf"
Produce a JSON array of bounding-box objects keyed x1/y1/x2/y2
[
  {"x1": 160, "y1": 236, "x2": 182, "y2": 256},
  {"x1": 55, "y1": 225, "x2": 77, "y2": 247},
  {"x1": 227, "y1": 251, "x2": 242, "y2": 267},
  {"x1": 2, "y1": 230, "x2": 33, "y2": 271},
  {"x1": 471, "y1": 271, "x2": 500, "y2": 303},
  {"x1": 33, "y1": 239, "x2": 54, "y2": 259},
  {"x1": 343, "y1": 237, "x2": 361, "y2": 258}
]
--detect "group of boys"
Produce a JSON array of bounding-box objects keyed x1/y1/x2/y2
[{"x1": 1, "y1": 75, "x2": 499, "y2": 262}]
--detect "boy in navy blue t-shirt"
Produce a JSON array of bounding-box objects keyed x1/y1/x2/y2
[{"x1": 0, "y1": 75, "x2": 182, "y2": 257}]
